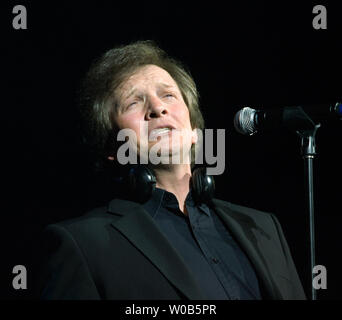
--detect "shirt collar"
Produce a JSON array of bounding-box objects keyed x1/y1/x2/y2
[{"x1": 143, "y1": 187, "x2": 211, "y2": 219}]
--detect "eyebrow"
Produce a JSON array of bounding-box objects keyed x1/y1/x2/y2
[
  {"x1": 122, "y1": 83, "x2": 176, "y2": 101},
  {"x1": 159, "y1": 83, "x2": 175, "y2": 89},
  {"x1": 123, "y1": 88, "x2": 138, "y2": 101}
]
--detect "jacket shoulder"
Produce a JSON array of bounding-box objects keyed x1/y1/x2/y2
[
  {"x1": 53, "y1": 206, "x2": 112, "y2": 226},
  {"x1": 44, "y1": 205, "x2": 118, "y2": 242}
]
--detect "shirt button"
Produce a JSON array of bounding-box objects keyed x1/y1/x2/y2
[{"x1": 212, "y1": 258, "x2": 219, "y2": 264}]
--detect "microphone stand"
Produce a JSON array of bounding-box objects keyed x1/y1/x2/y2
[{"x1": 293, "y1": 110, "x2": 321, "y2": 301}]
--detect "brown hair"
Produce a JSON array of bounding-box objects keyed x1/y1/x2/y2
[{"x1": 79, "y1": 40, "x2": 205, "y2": 170}]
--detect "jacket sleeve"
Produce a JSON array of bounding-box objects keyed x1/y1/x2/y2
[
  {"x1": 33, "y1": 224, "x2": 101, "y2": 300},
  {"x1": 269, "y1": 213, "x2": 307, "y2": 300}
]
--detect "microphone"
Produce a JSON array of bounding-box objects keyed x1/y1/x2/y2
[{"x1": 234, "y1": 102, "x2": 342, "y2": 135}]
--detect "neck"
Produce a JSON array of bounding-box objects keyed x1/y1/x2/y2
[{"x1": 152, "y1": 164, "x2": 192, "y2": 215}]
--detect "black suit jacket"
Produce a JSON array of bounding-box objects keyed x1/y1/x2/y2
[{"x1": 33, "y1": 198, "x2": 306, "y2": 300}]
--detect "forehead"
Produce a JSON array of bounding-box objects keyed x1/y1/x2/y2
[{"x1": 117, "y1": 64, "x2": 178, "y2": 94}]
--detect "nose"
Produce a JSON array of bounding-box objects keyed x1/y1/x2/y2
[{"x1": 145, "y1": 95, "x2": 168, "y2": 120}]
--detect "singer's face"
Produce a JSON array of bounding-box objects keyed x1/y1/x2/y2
[{"x1": 111, "y1": 64, "x2": 197, "y2": 164}]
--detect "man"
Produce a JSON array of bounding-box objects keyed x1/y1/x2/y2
[{"x1": 34, "y1": 40, "x2": 306, "y2": 299}]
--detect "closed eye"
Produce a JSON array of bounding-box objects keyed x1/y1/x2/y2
[
  {"x1": 126, "y1": 96, "x2": 144, "y2": 109},
  {"x1": 122, "y1": 101, "x2": 140, "y2": 112},
  {"x1": 164, "y1": 93, "x2": 175, "y2": 98}
]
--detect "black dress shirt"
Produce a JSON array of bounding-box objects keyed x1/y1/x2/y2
[{"x1": 143, "y1": 187, "x2": 262, "y2": 300}]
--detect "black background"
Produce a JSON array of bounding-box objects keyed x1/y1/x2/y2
[{"x1": 1, "y1": 0, "x2": 341, "y2": 300}]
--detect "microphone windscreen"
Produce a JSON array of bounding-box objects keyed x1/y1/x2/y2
[{"x1": 234, "y1": 107, "x2": 257, "y2": 135}]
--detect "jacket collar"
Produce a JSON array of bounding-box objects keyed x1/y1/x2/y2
[
  {"x1": 108, "y1": 198, "x2": 206, "y2": 300},
  {"x1": 211, "y1": 199, "x2": 283, "y2": 299}
]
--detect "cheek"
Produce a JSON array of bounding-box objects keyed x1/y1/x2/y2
[
  {"x1": 175, "y1": 105, "x2": 192, "y2": 126},
  {"x1": 116, "y1": 114, "x2": 142, "y2": 133}
]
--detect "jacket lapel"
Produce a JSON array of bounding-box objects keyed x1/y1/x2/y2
[
  {"x1": 107, "y1": 198, "x2": 206, "y2": 300},
  {"x1": 211, "y1": 199, "x2": 282, "y2": 299}
]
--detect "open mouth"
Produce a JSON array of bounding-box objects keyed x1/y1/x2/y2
[{"x1": 149, "y1": 127, "x2": 174, "y2": 140}]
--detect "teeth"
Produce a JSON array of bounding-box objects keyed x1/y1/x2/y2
[
  {"x1": 149, "y1": 128, "x2": 171, "y2": 139},
  {"x1": 154, "y1": 128, "x2": 171, "y2": 133}
]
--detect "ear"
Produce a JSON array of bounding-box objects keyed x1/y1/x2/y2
[{"x1": 191, "y1": 127, "x2": 198, "y2": 145}]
